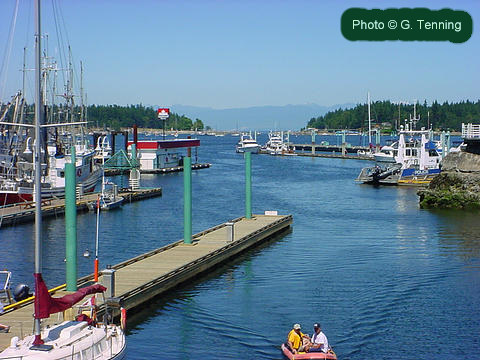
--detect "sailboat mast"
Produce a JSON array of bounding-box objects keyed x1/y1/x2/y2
[
  {"x1": 21, "y1": 47, "x2": 27, "y2": 123},
  {"x1": 34, "y1": 0, "x2": 44, "y2": 344},
  {"x1": 368, "y1": 91, "x2": 371, "y2": 145},
  {"x1": 80, "y1": 61, "x2": 84, "y2": 121}
]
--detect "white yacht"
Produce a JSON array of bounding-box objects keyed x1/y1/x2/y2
[
  {"x1": 262, "y1": 132, "x2": 294, "y2": 155},
  {"x1": 236, "y1": 133, "x2": 260, "y2": 153}
]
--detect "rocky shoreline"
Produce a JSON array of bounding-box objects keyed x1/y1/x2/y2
[{"x1": 418, "y1": 152, "x2": 480, "y2": 209}]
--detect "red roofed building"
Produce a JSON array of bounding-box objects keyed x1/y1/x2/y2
[{"x1": 127, "y1": 139, "x2": 200, "y2": 170}]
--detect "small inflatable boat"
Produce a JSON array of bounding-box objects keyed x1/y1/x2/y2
[{"x1": 281, "y1": 343, "x2": 337, "y2": 360}]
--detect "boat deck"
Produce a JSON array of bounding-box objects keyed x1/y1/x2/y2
[{"x1": 0, "y1": 214, "x2": 292, "y2": 351}]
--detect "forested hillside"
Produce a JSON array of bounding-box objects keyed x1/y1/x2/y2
[
  {"x1": 87, "y1": 104, "x2": 204, "y2": 130},
  {"x1": 306, "y1": 100, "x2": 480, "y2": 131}
]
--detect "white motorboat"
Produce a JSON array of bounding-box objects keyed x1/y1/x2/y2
[
  {"x1": 357, "y1": 148, "x2": 375, "y2": 159},
  {"x1": 88, "y1": 190, "x2": 124, "y2": 212},
  {"x1": 236, "y1": 133, "x2": 260, "y2": 153},
  {"x1": 373, "y1": 143, "x2": 398, "y2": 163},
  {"x1": 262, "y1": 131, "x2": 295, "y2": 155},
  {"x1": 0, "y1": 1, "x2": 126, "y2": 359}
]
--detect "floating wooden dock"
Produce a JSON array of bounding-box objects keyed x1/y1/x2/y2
[
  {"x1": 258, "y1": 151, "x2": 373, "y2": 161},
  {"x1": 0, "y1": 214, "x2": 292, "y2": 351},
  {"x1": 296, "y1": 153, "x2": 374, "y2": 161},
  {"x1": 0, "y1": 187, "x2": 162, "y2": 228},
  {"x1": 292, "y1": 143, "x2": 370, "y2": 153},
  {"x1": 104, "y1": 162, "x2": 211, "y2": 176}
]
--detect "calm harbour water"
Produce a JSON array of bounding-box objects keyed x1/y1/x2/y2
[{"x1": 1, "y1": 134, "x2": 479, "y2": 359}]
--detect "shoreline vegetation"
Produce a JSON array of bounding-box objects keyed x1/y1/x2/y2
[
  {"x1": 87, "y1": 105, "x2": 205, "y2": 131},
  {"x1": 2, "y1": 100, "x2": 477, "y2": 132},
  {"x1": 306, "y1": 99, "x2": 480, "y2": 132}
]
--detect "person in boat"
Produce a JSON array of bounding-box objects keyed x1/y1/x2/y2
[
  {"x1": 286, "y1": 323, "x2": 311, "y2": 354},
  {"x1": 308, "y1": 323, "x2": 329, "y2": 353}
]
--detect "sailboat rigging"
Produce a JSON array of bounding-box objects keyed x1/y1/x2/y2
[{"x1": 0, "y1": 1, "x2": 126, "y2": 358}]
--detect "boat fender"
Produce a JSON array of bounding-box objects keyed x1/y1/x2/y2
[
  {"x1": 77, "y1": 168, "x2": 82, "y2": 177},
  {"x1": 120, "y1": 307, "x2": 127, "y2": 330}
]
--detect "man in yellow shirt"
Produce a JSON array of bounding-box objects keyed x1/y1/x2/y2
[{"x1": 287, "y1": 323, "x2": 310, "y2": 354}]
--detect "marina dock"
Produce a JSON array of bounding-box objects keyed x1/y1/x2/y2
[
  {"x1": 296, "y1": 153, "x2": 374, "y2": 161},
  {"x1": 258, "y1": 150, "x2": 374, "y2": 161},
  {"x1": 0, "y1": 214, "x2": 292, "y2": 351},
  {"x1": 292, "y1": 143, "x2": 370, "y2": 153},
  {"x1": 0, "y1": 188, "x2": 162, "y2": 228},
  {"x1": 104, "y1": 162, "x2": 211, "y2": 176}
]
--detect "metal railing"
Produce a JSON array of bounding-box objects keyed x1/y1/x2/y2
[{"x1": 462, "y1": 123, "x2": 480, "y2": 139}]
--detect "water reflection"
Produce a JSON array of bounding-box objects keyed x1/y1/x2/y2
[
  {"x1": 433, "y1": 210, "x2": 480, "y2": 260},
  {"x1": 395, "y1": 187, "x2": 417, "y2": 213}
]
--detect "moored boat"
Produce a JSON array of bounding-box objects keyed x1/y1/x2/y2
[
  {"x1": 0, "y1": 1, "x2": 126, "y2": 358},
  {"x1": 88, "y1": 193, "x2": 124, "y2": 211},
  {"x1": 236, "y1": 132, "x2": 260, "y2": 153},
  {"x1": 262, "y1": 131, "x2": 296, "y2": 155},
  {"x1": 281, "y1": 343, "x2": 337, "y2": 360},
  {"x1": 373, "y1": 143, "x2": 398, "y2": 163},
  {"x1": 0, "y1": 289, "x2": 127, "y2": 360},
  {"x1": 0, "y1": 23, "x2": 101, "y2": 206},
  {"x1": 356, "y1": 127, "x2": 441, "y2": 185}
]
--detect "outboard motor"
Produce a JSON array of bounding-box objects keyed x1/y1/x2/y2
[{"x1": 13, "y1": 284, "x2": 31, "y2": 302}]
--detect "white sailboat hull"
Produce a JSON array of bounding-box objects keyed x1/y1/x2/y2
[{"x1": 0, "y1": 321, "x2": 126, "y2": 360}]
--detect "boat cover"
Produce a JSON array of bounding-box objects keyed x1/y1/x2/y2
[{"x1": 34, "y1": 273, "x2": 106, "y2": 319}]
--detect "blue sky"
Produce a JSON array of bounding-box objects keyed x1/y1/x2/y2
[{"x1": 0, "y1": 0, "x2": 478, "y2": 108}]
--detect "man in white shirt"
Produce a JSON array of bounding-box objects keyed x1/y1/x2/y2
[{"x1": 309, "y1": 323, "x2": 329, "y2": 353}]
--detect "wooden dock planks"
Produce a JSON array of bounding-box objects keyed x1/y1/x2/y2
[{"x1": 0, "y1": 214, "x2": 292, "y2": 351}]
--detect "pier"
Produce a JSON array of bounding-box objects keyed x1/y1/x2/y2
[
  {"x1": 0, "y1": 188, "x2": 162, "y2": 228},
  {"x1": 296, "y1": 152, "x2": 374, "y2": 161},
  {"x1": 258, "y1": 149, "x2": 374, "y2": 161},
  {"x1": 104, "y1": 162, "x2": 211, "y2": 176},
  {"x1": 291, "y1": 143, "x2": 370, "y2": 153},
  {"x1": 0, "y1": 214, "x2": 292, "y2": 351}
]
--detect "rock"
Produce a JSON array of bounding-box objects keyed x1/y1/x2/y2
[
  {"x1": 418, "y1": 151, "x2": 480, "y2": 209},
  {"x1": 441, "y1": 151, "x2": 480, "y2": 173}
]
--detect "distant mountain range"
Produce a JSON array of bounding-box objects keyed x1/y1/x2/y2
[{"x1": 151, "y1": 103, "x2": 356, "y2": 130}]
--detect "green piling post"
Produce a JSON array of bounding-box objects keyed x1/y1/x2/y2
[
  {"x1": 65, "y1": 146, "x2": 77, "y2": 291},
  {"x1": 131, "y1": 143, "x2": 137, "y2": 167},
  {"x1": 183, "y1": 156, "x2": 192, "y2": 244},
  {"x1": 245, "y1": 151, "x2": 252, "y2": 219}
]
